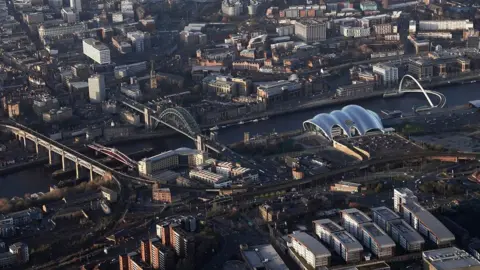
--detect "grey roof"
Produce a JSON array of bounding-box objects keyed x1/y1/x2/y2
[
  {"x1": 389, "y1": 219, "x2": 425, "y2": 245},
  {"x1": 331, "y1": 231, "x2": 364, "y2": 252},
  {"x1": 290, "y1": 232, "x2": 331, "y2": 257},
  {"x1": 423, "y1": 247, "x2": 480, "y2": 270},
  {"x1": 242, "y1": 244, "x2": 289, "y2": 270},
  {"x1": 403, "y1": 201, "x2": 455, "y2": 243},
  {"x1": 469, "y1": 100, "x2": 480, "y2": 108},
  {"x1": 371, "y1": 206, "x2": 401, "y2": 222},
  {"x1": 303, "y1": 105, "x2": 384, "y2": 140},
  {"x1": 342, "y1": 208, "x2": 372, "y2": 224},
  {"x1": 313, "y1": 219, "x2": 345, "y2": 233},
  {"x1": 361, "y1": 223, "x2": 396, "y2": 248}
]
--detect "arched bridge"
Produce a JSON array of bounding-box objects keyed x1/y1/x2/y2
[
  {"x1": 398, "y1": 74, "x2": 446, "y2": 108},
  {"x1": 152, "y1": 107, "x2": 201, "y2": 139}
]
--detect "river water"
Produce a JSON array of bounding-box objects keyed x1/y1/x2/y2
[{"x1": 0, "y1": 82, "x2": 479, "y2": 198}]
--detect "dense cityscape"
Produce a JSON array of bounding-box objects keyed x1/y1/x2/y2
[{"x1": 0, "y1": 0, "x2": 480, "y2": 269}]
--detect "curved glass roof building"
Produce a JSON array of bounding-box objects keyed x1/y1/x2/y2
[{"x1": 303, "y1": 105, "x2": 384, "y2": 141}]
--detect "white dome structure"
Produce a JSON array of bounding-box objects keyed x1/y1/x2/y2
[{"x1": 303, "y1": 105, "x2": 384, "y2": 141}]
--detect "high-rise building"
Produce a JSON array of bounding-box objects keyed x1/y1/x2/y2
[
  {"x1": 393, "y1": 188, "x2": 417, "y2": 212},
  {"x1": 127, "y1": 31, "x2": 147, "y2": 52},
  {"x1": 140, "y1": 238, "x2": 152, "y2": 263},
  {"x1": 69, "y1": 0, "x2": 82, "y2": 12},
  {"x1": 373, "y1": 63, "x2": 399, "y2": 87},
  {"x1": 295, "y1": 19, "x2": 326, "y2": 43},
  {"x1": 88, "y1": 74, "x2": 106, "y2": 103},
  {"x1": 170, "y1": 225, "x2": 195, "y2": 258},
  {"x1": 83, "y1": 38, "x2": 111, "y2": 64},
  {"x1": 8, "y1": 242, "x2": 29, "y2": 263},
  {"x1": 341, "y1": 208, "x2": 372, "y2": 238},
  {"x1": 156, "y1": 223, "x2": 170, "y2": 246},
  {"x1": 151, "y1": 241, "x2": 175, "y2": 270}
]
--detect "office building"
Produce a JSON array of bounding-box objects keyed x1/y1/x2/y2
[
  {"x1": 408, "y1": 59, "x2": 433, "y2": 80},
  {"x1": 340, "y1": 25, "x2": 371, "y2": 38},
  {"x1": 372, "y1": 63, "x2": 398, "y2": 87},
  {"x1": 360, "y1": 1, "x2": 377, "y2": 11},
  {"x1": 341, "y1": 208, "x2": 372, "y2": 238},
  {"x1": 88, "y1": 74, "x2": 106, "y2": 103},
  {"x1": 313, "y1": 219, "x2": 363, "y2": 263},
  {"x1": 360, "y1": 222, "x2": 395, "y2": 258},
  {"x1": 240, "y1": 244, "x2": 289, "y2": 270},
  {"x1": 83, "y1": 38, "x2": 111, "y2": 64},
  {"x1": 221, "y1": 0, "x2": 243, "y2": 16},
  {"x1": 295, "y1": 19, "x2": 326, "y2": 43},
  {"x1": 336, "y1": 82, "x2": 375, "y2": 97},
  {"x1": 70, "y1": 0, "x2": 81, "y2": 12},
  {"x1": 423, "y1": 247, "x2": 480, "y2": 270},
  {"x1": 138, "y1": 148, "x2": 205, "y2": 176},
  {"x1": 409, "y1": 20, "x2": 416, "y2": 33},
  {"x1": 127, "y1": 31, "x2": 148, "y2": 52},
  {"x1": 152, "y1": 185, "x2": 172, "y2": 203},
  {"x1": 151, "y1": 241, "x2": 175, "y2": 270},
  {"x1": 289, "y1": 232, "x2": 331, "y2": 268},
  {"x1": 61, "y1": 8, "x2": 76, "y2": 23},
  {"x1": 419, "y1": 20, "x2": 473, "y2": 31},
  {"x1": 374, "y1": 24, "x2": 393, "y2": 35}
]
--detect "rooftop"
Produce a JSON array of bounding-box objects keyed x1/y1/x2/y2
[
  {"x1": 403, "y1": 201, "x2": 455, "y2": 242},
  {"x1": 360, "y1": 223, "x2": 396, "y2": 248},
  {"x1": 331, "y1": 231, "x2": 364, "y2": 252},
  {"x1": 371, "y1": 206, "x2": 400, "y2": 222},
  {"x1": 241, "y1": 244, "x2": 289, "y2": 270},
  {"x1": 141, "y1": 147, "x2": 200, "y2": 162},
  {"x1": 289, "y1": 232, "x2": 331, "y2": 256},
  {"x1": 313, "y1": 219, "x2": 345, "y2": 233},
  {"x1": 389, "y1": 219, "x2": 425, "y2": 245},
  {"x1": 342, "y1": 208, "x2": 372, "y2": 224},
  {"x1": 83, "y1": 38, "x2": 109, "y2": 51},
  {"x1": 423, "y1": 247, "x2": 480, "y2": 270}
]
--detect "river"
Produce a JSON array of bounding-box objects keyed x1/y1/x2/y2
[{"x1": 0, "y1": 82, "x2": 479, "y2": 198}]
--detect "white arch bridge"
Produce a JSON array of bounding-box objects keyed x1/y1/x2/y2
[{"x1": 393, "y1": 74, "x2": 446, "y2": 109}]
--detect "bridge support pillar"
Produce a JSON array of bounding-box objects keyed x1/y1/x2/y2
[
  {"x1": 75, "y1": 162, "x2": 80, "y2": 179},
  {"x1": 89, "y1": 166, "x2": 94, "y2": 181},
  {"x1": 22, "y1": 136, "x2": 26, "y2": 148},
  {"x1": 196, "y1": 135, "x2": 205, "y2": 152},
  {"x1": 48, "y1": 148, "x2": 52, "y2": 165},
  {"x1": 35, "y1": 142, "x2": 39, "y2": 154},
  {"x1": 61, "y1": 152, "x2": 66, "y2": 171},
  {"x1": 144, "y1": 108, "x2": 151, "y2": 130}
]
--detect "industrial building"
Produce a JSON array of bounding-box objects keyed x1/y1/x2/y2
[
  {"x1": 359, "y1": 222, "x2": 395, "y2": 258},
  {"x1": 289, "y1": 232, "x2": 331, "y2": 268},
  {"x1": 313, "y1": 219, "x2": 363, "y2": 263},
  {"x1": 423, "y1": 247, "x2": 480, "y2": 270}
]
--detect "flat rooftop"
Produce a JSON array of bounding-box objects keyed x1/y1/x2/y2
[
  {"x1": 331, "y1": 231, "x2": 364, "y2": 252},
  {"x1": 83, "y1": 38, "x2": 109, "y2": 51},
  {"x1": 361, "y1": 223, "x2": 396, "y2": 248},
  {"x1": 313, "y1": 219, "x2": 345, "y2": 233},
  {"x1": 241, "y1": 244, "x2": 289, "y2": 270},
  {"x1": 389, "y1": 219, "x2": 425, "y2": 245},
  {"x1": 290, "y1": 232, "x2": 331, "y2": 257},
  {"x1": 371, "y1": 206, "x2": 400, "y2": 222},
  {"x1": 403, "y1": 201, "x2": 455, "y2": 242},
  {"x1": 342, "y1": 208, "x2": 372, "y2": 224},
  {"x1": 423, "y1": 247, "x2": 480, "y2": 270}
]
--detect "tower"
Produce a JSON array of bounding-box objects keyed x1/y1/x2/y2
[{"x1": 150, "y1": 60, "x2": 157, "y2": 90}]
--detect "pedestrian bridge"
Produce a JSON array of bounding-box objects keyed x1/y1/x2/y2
[{"x1": 397, "y1": 74, "x2": 447, "y2": 109}]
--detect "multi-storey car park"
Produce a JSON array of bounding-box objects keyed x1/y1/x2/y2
[
  {"x1": 372, "y1": 206, "x2": 424, "y2": 252},
  {"x1": 313, "y1": 219, "x2": 364, "y2": 263}
]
